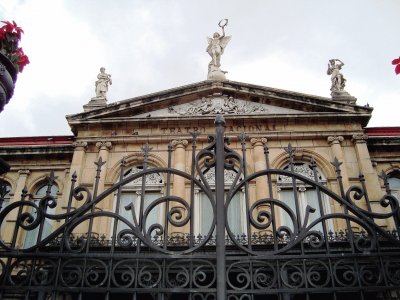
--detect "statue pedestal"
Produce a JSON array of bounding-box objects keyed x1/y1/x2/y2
[
  {"x1": 331, "y1": 91, "x2": 357, "y2": 105},
  {"x1": 207, "y1": 68, "x2": 227, "y2": 81},
  {"x1": 83, "y1": 97, "x2": 107, "y2": 112}
]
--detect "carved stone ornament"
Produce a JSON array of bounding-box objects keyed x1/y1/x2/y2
[
  {"x1": 73, "y1": 141, "x2": 88, "y2": 150},
  {"x1": 327, "y1": 136, "x2": 344, "y2": 145},
  {"x1": 352, "y1": 134, "x2": 368, "y2": 144},
  {"x1": 168, "y1": 95, "x2": 266, "y2": 116},
  {"x1": 202, "y1": 168, "x2": 239, "y2": 185},
  {"x1": 124, "y1": 167, "x2": 164, "y2": 185},
  {"x1": 278, "y1": 163, "x2": 321, "y2": 184},
  {"x1": 171, "y1": 139, "x2": 189, "y2": 149},
  {"x1": 250, "y1": 137, "x2": 268, "y2": 147},
  {"x1": 96, "y1": 141, "x2": 112, "y2": 151}
]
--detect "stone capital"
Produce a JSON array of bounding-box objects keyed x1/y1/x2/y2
[
  {"x1": 96, "y1": 141, "x2": 112, "y2": 151},
  {"x1": 327, "y1": 136, "x2": 344, "y2": 145},
  {"x1": 171, "y1": 139, "x2": 188, "y2": 149},
  {"x1": 73, "y1": 141, "x2": 88, "y2": 150},
  {"x1": 352, "y1": 134, "x2": 368, "y2": 144},
  {"x1": 250, "y1": 137, "x2": 268, "y2": 147},
  {"x1": 18, "y1": 169, "x2": 30, "y2": 176}
]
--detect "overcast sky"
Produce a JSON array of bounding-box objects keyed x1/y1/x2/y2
[{"x1": 0, "y1": 0, "x2": 399, "y2": 137}]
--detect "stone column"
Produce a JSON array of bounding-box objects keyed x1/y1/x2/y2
[
  {"x1": 352, "y1": 134, "x2": 382, "y2": 201},
  {"x1": 95, "y1": 141, "x2": 112, "y2": 195},
  {"x1": 94, "y1": 141, "x2": 112, "y2": 235},
  {"x1": 4, "y1": 169, "x2": 30, "y2": 245},
  {"x1": 250, "y1": 138, "x2": 269, "y2": 200},
  {"x1": 352, "y1": 134, "x2": 387, "y2": 226},
  {"x1": 327, "y1": 136, "x2": 350, "y2": 190},
  {"x1": 71, "y1": 141, "x2": 88, "y2": 183},
  {"x1": 171, "y1": 139, "x2": 188, "y2": 233},
  {"x1": 327, "y1": 136, "x2": 348, "y2": 229}
]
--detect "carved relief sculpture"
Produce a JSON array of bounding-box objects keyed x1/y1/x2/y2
[{"x1": 168, "y1": 95, "x2": 266, "y2": 116}]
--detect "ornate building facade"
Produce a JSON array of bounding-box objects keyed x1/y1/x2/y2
[{"x1": 0, "y1": 78, "x2": 400, "y2": 299}]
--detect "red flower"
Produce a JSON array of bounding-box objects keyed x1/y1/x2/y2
[
  {"x1": 392, "y1": 56, "x2": 400, "y2": 75},
  {"x1": 16, "y1": 47, "x2": 29, "y2": 72},
  {"x1": 1, "y1": 21, "x2": 24, "y2": 39},
  {"x1": 0, "y1": 28, "x2": 5, "y2": 40}
]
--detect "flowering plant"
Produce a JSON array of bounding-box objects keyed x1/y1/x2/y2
[
  {"x1": 392, "y1": 57, "x2": 400, "y2": 75},
  {"x1": 0, "y1": 21, "x2": 29, "y2": 72}
]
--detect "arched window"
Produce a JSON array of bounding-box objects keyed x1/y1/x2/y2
[
  {"x1": 112, "y1": 165, "x2": 164, "y2": 238},
  {"x1": 195, "y1": 169, "x2": 245, "y2": 237},
  {"x1": 277, "y1": 162, "x2": 333, "y2": 233},
  {"x1": 388, "y1": 172, "x2": 400, "y2": 200},
  {"x1": 0, "y1": 180, "x2": 11, "y2": 211},
  {"x1": 24, "y1": 183, "x2": 58, "y2": 248}
]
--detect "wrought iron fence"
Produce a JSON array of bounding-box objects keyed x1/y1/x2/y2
[{"x1": 0, "y1": 114, "x2": 400, "y2": 300}]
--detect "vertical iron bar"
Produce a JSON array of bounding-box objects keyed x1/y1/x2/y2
[
  {"x1": 264, "y1": 142, "x2": 278, "y2": 251},
  {"x1": 215, "y1": 114, "x2": 226, "y2": 300},
  {"x1": 52, "y1": 171, "x2": 78, "y2": 299}
]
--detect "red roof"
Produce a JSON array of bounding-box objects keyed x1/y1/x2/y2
[
  {"x1": 0, "y1": 136, "x2": 74, "y2": 146},
  {"x1": 365, "y1": 127, "x2": 400, "y2": 137}
]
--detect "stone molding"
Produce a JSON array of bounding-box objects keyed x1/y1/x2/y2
[
  {"x1": 352, "y1": 134, "x2": 368, "y2": 144},
  {"x1": 95, "y1": 141, "x2": 113, "y2": 151},
  {"x1": 327, "y1": 136, "x2": 344, "y2": 146},
  {"x1": 250, "y1": 137, "x2": 268, "y2": 147}
]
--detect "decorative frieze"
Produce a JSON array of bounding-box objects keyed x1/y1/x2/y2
[{"x1": 168, "y1": 95, "x2": 266, "y2": 116}]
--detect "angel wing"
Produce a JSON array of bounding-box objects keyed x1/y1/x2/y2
[{"x1": 219, "y1": 36, "x2": 231, "y2": 53}]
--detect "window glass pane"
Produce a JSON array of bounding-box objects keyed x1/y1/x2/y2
[
  {"x1": 280, "y1": 190, "x2": 296, "y2": 231},
  {"x1": 304, "y1": 189, "x2": 323, "y2": 232},
  {"x1": 200, "y1": 193, "x2": 213, "y2": 236},
  {"x1": 143, "y1": 192, "x2": 161, "y2": 234},
  {"x1": 24, "y1": 184, "x2": 58, "y2": 248},
  {"x1": 227, "y1": 192, "x2": 243, "y2": 236},
  {"x1": 116, "y1": 192, "x2": 137, "y2": 233}
]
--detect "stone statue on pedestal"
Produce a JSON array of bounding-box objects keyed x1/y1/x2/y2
[
  {"x1": 95, "y1": 67, "x2": 112, "y2": 99},
  {"x1": 327, "y1": 59, "x2": 346, "y2": 94},
  {"x1": 206, "y1": 19, "x2": 231, "y2": 81},
  {"x1": 326, "y1": 59, "x2": 357, "y2": 104},
  {"x1": 83, "y1": 67, "x2": 112, "y2": 112}
]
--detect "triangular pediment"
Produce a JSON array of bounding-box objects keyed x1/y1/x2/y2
[{"x1": 67, "y1": 80, "x2": 372, "y2": 127}]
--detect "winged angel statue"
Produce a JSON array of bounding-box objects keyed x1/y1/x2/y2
[{"x1": 206, "y1": 19, "x2": 231, "y2": 80}]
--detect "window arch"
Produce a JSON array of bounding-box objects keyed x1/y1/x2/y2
[
  {"x1": 387, "y1": 171, "x2": 400, "y2": 200},
  {"x1": 112, "y1": 165, "x2": 165, "y2": 238},
  {"x1": 24, "y1": 182, "x2": 58, "y2": 248},
  {"x1": 277, "y1": 162, "x2": 333, "y2": 233}
]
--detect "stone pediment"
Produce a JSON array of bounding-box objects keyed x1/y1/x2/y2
[{"x1": 67, "y1": 80, "x2": 372, "y2": 127}]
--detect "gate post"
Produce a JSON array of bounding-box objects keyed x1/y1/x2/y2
[{"x1": 215, "y1": 114, "x2": 226, "y2": 300}]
